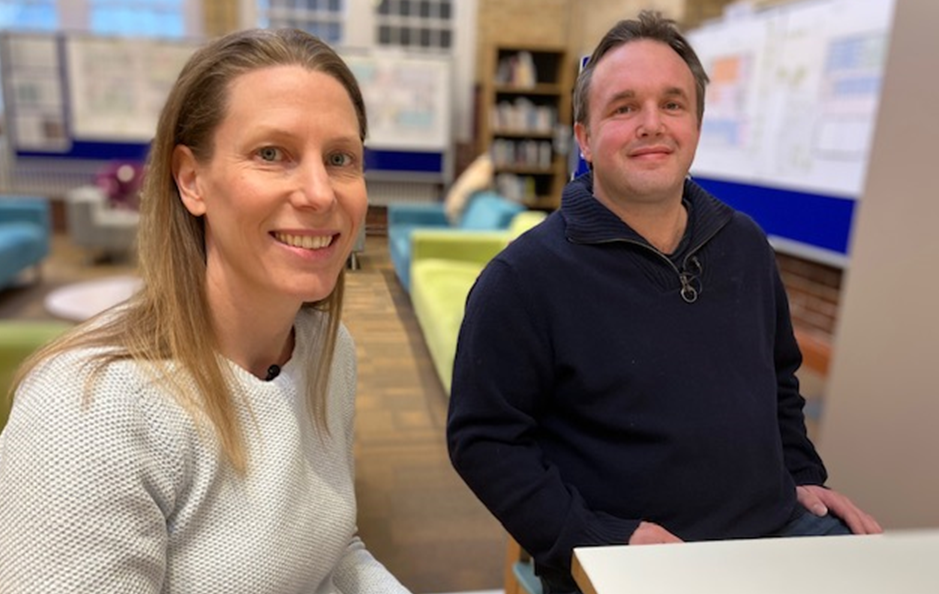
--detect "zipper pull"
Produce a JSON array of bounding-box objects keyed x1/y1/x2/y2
[{"x1": 679, "y1": 256, "x2": 702, "y2": 303}]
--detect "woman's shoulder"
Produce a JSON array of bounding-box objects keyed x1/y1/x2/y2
[
  {"x1": 3, "y1": 348, "x2": 191, "y2": 491},
  {"x1": 10, "y1": 347, "x2": 192, "y2": 443}
]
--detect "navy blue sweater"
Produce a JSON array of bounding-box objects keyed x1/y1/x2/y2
[{"x1": 447, "y1": 175, "x2": 827, "y2": 588}]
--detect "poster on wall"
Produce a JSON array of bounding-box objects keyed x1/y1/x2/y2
[
  {"x1": 0, "y1": 33, "x2": 69, "y2": 152},
  {"x1": 689, "y1": 0, "x2": 895, "y2": 198},
  {"x1": 65, "y1": 36, "x2": 198, "y2": 142},
  {"x1": 342, "y1": 50, "x2": 451, "y2": 151},
  {"x1": 686, "y1": 0, "x2": 896, "y2": 265}
]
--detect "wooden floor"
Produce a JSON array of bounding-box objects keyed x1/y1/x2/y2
[
  {"x1": 342, "y1": 236, "x2": 506, "y2": 593},
  {"x1": 0, "y1": 232, "x2": 506, "y2": 594}
]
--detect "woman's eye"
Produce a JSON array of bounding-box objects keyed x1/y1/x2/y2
[{"x1": 258, "y1": 147, "x2": 282, "y2": 162}]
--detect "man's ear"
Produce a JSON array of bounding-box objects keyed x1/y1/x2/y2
[
  {"x1": 573, "y1": 122, "x2": 592, "y2": 165},
  {"x1": 172, "y1": 144, "x2": 206, "y2": 217}
]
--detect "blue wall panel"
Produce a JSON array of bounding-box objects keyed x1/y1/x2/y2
[{"x1": 693, "y1": 176, "x2": 856, "y2": 256}]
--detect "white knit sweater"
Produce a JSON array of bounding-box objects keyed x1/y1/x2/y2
[{"x1": 0, "y1": 310, "x2": 409, "y2": 593}]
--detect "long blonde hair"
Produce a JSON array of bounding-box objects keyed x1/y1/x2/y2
[{"x1": 9, "y1": 29, "x2": 368, "y2": 473}]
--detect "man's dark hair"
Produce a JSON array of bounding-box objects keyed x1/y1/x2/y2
[{"x1": 573, "y1": 10, "x2": 709, "y2": 126}]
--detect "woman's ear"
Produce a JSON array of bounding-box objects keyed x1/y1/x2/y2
[{"x1": 172, "y1": 145, "x2": 206, "y2": 216}]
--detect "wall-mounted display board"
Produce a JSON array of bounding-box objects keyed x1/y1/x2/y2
[
  {"x1": 342, "y1": 49, "x2": 451, "y2": 179},
  {"x1": 65, "y1": 35, "x2": 198, "y2": 144},
  {"x1": 1, "y1": 32, "x2": 198, "y2": 161},
  {"x1": 687, "y1": 0, "x2": 896, "y2": 267},
  {"x1": 1, "y1": 32, "x2": 451, "y2": 196},
  {"x1": 0, "y1": 33, "x2": 69, "y2": 154}
]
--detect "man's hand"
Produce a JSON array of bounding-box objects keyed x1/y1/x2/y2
[
  {"x1": 628, "y1": 521, "x2": 684, "y2": 545},
  {"x1": 796, "y1": 485, "x2": 883, "y2": 535}
]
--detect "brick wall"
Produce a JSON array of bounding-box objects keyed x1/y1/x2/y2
[
  {"x1": 202, "y1": 0, "x2": 239, "y2": 37},
  {"x1": 475, "y1": 0, "x2": 576, "y2": 82},
  {"x1": 776, "y1": 253, "x2": 843, "y2": 373}
]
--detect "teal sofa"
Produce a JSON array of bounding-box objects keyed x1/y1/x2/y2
[
  {"x1": 387, "y1": 191, "x2": 525, "y2": 293},
  {"x1": 0, "y1": 196, "x2": 52, "y2": 290},
  {"x1": 410, "y1": 210, "x2": 546, "y2": 394}
]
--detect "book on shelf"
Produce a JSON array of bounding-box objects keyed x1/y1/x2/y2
[
  {"x1": 495, "y1": 51, "x2": 538, "y2": 88},
  {"x1": 490, "y1": 99, "x2": 557, "y2": 134},
  {"x1": 490, "y1": 139, "x2": 553, "y2": 170}
]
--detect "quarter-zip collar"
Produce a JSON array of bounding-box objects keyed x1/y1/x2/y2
[{"x1": 562, "y1": 173, "x2": 734, "y2": 251}]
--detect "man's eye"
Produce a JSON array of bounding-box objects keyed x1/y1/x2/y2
[
  {"x1": 328, "y1": 152, "x2": 352, "y2": 167},
  {"x1": 258, "y1": 147, "x2": 281, "y2": 162}
]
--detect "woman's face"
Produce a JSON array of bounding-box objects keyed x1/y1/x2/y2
[{"x1": 173, "y1": 64, "x2": 367, "y2": 311}]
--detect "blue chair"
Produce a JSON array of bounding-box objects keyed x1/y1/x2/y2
[
  {"x1": 0, "y1": 196, "x2": 51, "y2": 290},
  {"x1": 386, "y1": 190, "x2": 525, "y2": 293},
  {"x1": 506, "y1": 535, "x2": 543, "y2": 594}
]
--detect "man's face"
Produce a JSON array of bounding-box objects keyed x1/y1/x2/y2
[{"x1": 574, "y1": 39, "x2": 701, "y2": 210}]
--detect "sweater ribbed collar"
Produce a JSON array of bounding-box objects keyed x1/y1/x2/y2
[{"x1": 561, "y1": 173, "x2": 734, "y2": 249}]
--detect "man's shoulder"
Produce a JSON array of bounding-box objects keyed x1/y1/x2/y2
[
  {"x1": 494, "y1": 210, "x2": 565, "y2": 264},
  {"x1": 685, "y1": 179, "x2": 770, "y2": 247}
]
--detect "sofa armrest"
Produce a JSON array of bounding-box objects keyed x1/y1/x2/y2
[
  {"x1": 411, "y1": 229, "x2": 512, "y2": 266},
  {"x1": 0, "y1": 197, "x2": 51, "y2": 234},
  {"x1": 387, "y1": 202, "x2": 449, "y2": 227}
]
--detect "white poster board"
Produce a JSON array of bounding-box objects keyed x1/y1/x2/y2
[
  {"x1": 1, "y1": 33, "x2": 68, "y2": 151},
  {"x1": 342, "y1": 50, "x2": 451, "y2": 151},
  {"x1": 689, "y1": 0, "x2": 895, "y2": 199},
  {"x1": 64, "y1": 36, "x2": 199, "y2": 142}
]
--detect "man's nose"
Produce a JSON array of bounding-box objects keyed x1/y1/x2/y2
[{"x1": 637, "y1": 108, "x2": 664, "y2": 137}]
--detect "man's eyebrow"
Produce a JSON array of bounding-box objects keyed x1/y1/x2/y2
[
  {"x1": 606, "y1": 90, "x2": 636, "y2": 103},
  {"x1": 604, "y1": 87, "x2": 689, "y2": 104},
  {"x1": 663, "y1": 87, "x2": 690, "y2": 98}
]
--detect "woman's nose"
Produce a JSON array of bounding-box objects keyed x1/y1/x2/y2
[{"x1": 291, "y1": 159, "x2": 336, "y2": 210}]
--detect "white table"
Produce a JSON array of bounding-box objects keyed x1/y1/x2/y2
[
  {"x1": 573, "y1": 530, "x2": 939, "y2": 594},
  {"x1": 44, "y1": 275, "x2": 142, "y2": 321}
]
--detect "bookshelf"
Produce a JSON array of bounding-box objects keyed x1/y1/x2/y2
[{"x1": 479, "y1": 45, "x2": 573, "y2": 210}]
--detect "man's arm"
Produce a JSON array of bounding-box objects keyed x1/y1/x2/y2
[
  {"x1": 771, "y1": 262, "x2": 829, "y2": 486},
  {"x1": 447, "y1": 258, "x2": 639, "y2": 577}
]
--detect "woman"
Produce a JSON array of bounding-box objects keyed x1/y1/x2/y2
[{"x1": 0, "y1": 29, "x2": 409, "y2": 593}]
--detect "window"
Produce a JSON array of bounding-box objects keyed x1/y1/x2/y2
[
  {"x1": 0, "y1": 1, "x2": 191, "y2": 38},
  {"x1": 0, "y1": 0, "x2": 57, "y2": 31},
  {"x1": 247, "y1": 0, "x2": 473, "y2": 141},
  {"x1": 259, "y1": 0, "x2": 344, "y2": 45},
  {"x1": 89, "y1": 0, "x2": 186, "y2": 38},
  {"x1": 374, "y1": 0, "x2": 452, "y2": 50}
]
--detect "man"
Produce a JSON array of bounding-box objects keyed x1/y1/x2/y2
[{"x1": 447, "y1": 11, "x2": 880, "y2": 594}]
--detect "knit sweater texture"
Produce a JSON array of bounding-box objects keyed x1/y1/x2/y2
[
  {"x1": 447, "y1": 174, "x2": 827, "y2": 588},
  {"x1": 0, "y1": 309, "x2": 409, "y2": 594}
]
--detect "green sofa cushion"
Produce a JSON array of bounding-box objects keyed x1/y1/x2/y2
[
  {"x1": 1, "y1": 320, "x2": 72, "y2": 431},
  {"x1": 411, "y1": 260, "x2": 484, "y2": 394},
  {"x1": 409, "y1": 209, "x2": 547, "y2": 394}
]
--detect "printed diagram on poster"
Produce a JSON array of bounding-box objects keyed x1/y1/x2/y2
[
  {"x1": 65, "y1": 37, "x2": 198, "y2": 142},
  {"x1": 2, "y1": 34, "x2": 68, "y2": 152},
  {"x1": 689, "y1": 0, "x2": 894, "y2": 199},
  {"x1": 343, "y1": 51, "x2": 451, "y2": 151}
]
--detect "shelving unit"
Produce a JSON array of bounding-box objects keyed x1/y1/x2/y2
[{"x1": 479, "y1": 45, "x2": 573, "y2": 210}]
